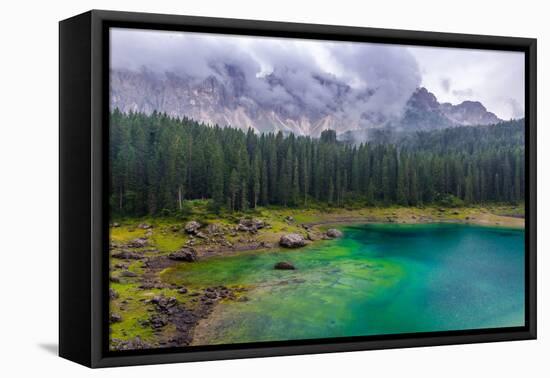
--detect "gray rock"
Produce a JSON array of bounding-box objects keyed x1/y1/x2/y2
[
  {"x1": 109, "y1": 288, "x2": 119, "y2": 300},
  {"x1": 168, "y1": 248, "x2": 197, "y2": 262},
  {"x1": 184, "y1": 221, "x2": 201, "y2": 234},
  {"x1": 110, "y1": 313, "x2": 122, "y2": 323},
  {"x1": 279, "y1": 233, "x2": 306, "y2": 248},
  {"x1": 326, "y1": 229, "x2": 343, "y2": 238},
  {"x1": 177, "y1": 287, "x2": 188, "y2": 294},
  {"x1": 120, "y1": 270, "x2": 138, "y2": 278},
  {"x1": 149, "y1": 314, "x2": 167, "y2": 329},
  {"x1": 151, "y1": 296, "x2": 178, "y2": 313},
  {"x1": 237, "y1": 218, "x2": 265, "y2": 233},
  {"x1": 112, "y1": 251, "x2": 143, "y2": 260},
  {"x1": 127, "y1": 238, "x2": 148, "y2": 248},
  {"x1": 195, "y1": 231, "x2": 208, "y2": 239},
  {"x1": 206, "y1": 223, "x2": 224, "y2": 235},
  {"x1": 307, "y1": 232, "x2": 321, "y2": 241}
]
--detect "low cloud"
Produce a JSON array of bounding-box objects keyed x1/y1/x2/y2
[
  {"x1": 111, "y1": 28, "x2": 421, "y2": 127},
  {"x1": 111, "y1": 28, "x2": 525, "y2": 123},
  {"x1": 452, "y1": 88, "x2": 474, "y2": 97},
  {"x1": 440, "y1": 77, "x2": 451, "y2": 93},
  {"x1": 506, "y1": 98, "x2": 525, "y2": 120}
]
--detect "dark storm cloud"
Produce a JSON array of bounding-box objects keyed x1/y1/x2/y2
[{"x1": 110, "y1": 28, "x2": 422, "y2": 125}]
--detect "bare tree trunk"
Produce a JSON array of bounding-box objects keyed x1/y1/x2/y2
[{"x1": 119, "y1": 187, "x2": 123, "y2": 211}]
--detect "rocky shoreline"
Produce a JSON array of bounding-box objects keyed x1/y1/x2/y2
[
  {"x1": 109, "y1": 217, "x2": 347, "y2": 350},
  {"x1": 109, "y1": 207, "x2": 524, "y2": 350}
]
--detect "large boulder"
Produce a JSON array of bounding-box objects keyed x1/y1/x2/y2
[
  {"x1": 274, "y1": 261, "x2": 296, "y2": 270},
  {"x1": 168, "y1": 248, "x2": 197, "y2": 262},
  {"x1": 326, "y1": 229, "x2": 343, "y2": 238},
  {"x1": 279, "y1": 233, "x2": 306, "y2": 248},
  {"x1": 184, "y1": 221, "x2": 201, "y2": 234}
]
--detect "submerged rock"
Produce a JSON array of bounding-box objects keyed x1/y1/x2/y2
[
  {"x1": 279, "y1": 233, "x2": 306, "y2": 248},
  {"x1": 168, "y1": 248, "x2": 197, "y2": 262},
  {"x1": 274, "y1": 261, "x2": 296, "y2": 270},
  {"x1": 326, "y1": 229, "x2": 343, "y2": 238}
]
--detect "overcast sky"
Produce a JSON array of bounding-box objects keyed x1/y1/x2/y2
[{"x1": 111, "y1": 28, "x2": 525, "y2": 120}]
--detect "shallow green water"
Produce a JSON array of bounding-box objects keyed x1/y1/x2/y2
[{"x1": 162, "y1": 224, "x2": 525, "y2": 345}]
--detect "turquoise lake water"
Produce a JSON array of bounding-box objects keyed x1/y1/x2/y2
[{"x1": 162, "y1": 223, "x2": 525, "y2": 345}]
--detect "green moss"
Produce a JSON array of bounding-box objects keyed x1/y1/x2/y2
[
  {"x1": 110, "y1": 226, "x2": 146, "y2": 243},
  {"x1": 150, "y1": 232, "x2": 188, "y2": 253},
  {"x1": 109, "y1": 281, "x2": 155, "y2": 343}
]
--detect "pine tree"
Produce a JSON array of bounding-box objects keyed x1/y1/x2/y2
[
  {"x1": 109, "y1": 112, "x2": 524, "y2": 216},
  {"x1": 228, "y1": 169, "x2": 239, "y2": 212}
]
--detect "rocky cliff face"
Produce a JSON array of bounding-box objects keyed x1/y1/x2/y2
[
  {"x1": 400, "y1": 87, "x2": 501, "y2": 130},
  {"x1": 111, "y1": 68, "x2": 502, "y2": 136}
]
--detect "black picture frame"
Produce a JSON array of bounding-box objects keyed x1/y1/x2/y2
[{"x1": 59, "y1": 9, "x2": 537, "y2": 368}]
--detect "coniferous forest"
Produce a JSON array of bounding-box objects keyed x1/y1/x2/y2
[{"x1": 109, "y1": 109, "x2": 524, "y2": 217}]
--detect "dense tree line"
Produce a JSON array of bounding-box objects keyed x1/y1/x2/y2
[{"x1": 110, "y1": 109, "x2": 524, "y2": 216}]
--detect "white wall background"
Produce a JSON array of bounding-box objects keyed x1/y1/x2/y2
[{"x1": 0, "y1": 0, "x2": 546, "y2": 376}]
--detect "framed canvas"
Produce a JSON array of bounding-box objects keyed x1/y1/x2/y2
[{"x1": 59, "y1": 10, "x2": 537, "y2": 368}]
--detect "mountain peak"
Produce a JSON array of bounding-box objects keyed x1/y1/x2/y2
[
  {"x1": 400, "y1": 87, "x2": 502, "y2": 130},
  {"x1": 110, "y1": 70, "x2": 503, "y2": 136},
  {"x1": 440, "y1": 99, "x2": 500, "y2": 126},
  {"x1": 409, "y1": 87, "x2": 440, "y2": 110}
]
